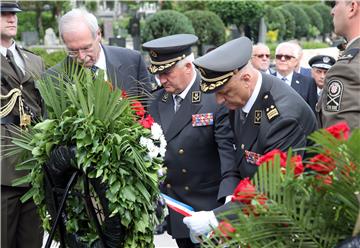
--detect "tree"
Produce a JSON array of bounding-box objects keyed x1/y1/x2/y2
[
  {"x1": 282, "y1": 3, "x2": 311, "y2": 39},
  {"x1": 276, "y1": 7, "x2": 296, "y2": 40},
  {"x1": 264, "y1": 6, "x2": 286, "y2": 42},
  {"x1": 142, "y1": 10, "x2": 195, "y2": 43},
  {"x1": 207, "y1": 1, "x2": 265, "y2": 41},
  {"x1": 313, "y1": 3, "x2": 333, "y2": 41},
  {"x1": 175, "y1": 1, "x2": 208, "y2": 12},
  {"x1": 184, "y1": 10, "x2": 226, "y2": 55},
  {"x1": 301, "y1": 5, "x2": 324, "y2": 39}
]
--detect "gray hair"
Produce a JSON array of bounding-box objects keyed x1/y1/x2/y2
[
  {"x1": 176, "y1": 53, "x2": 195, "y2": 69},
  {"x1": 59, "y1": 9, "x2": 99, "y2": 39}
]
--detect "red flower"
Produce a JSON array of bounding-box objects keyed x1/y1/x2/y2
[
  {"x1": 325, "y1": 122, "x2": 350, "y2": 140},
  {"x1": 218, "y1": 220, "x2": 236, "y2": 238},
  {"x1": 256, "y1": 149, "x2": 287, "y2": 167},
  {"x1": 291, "y1": 155, "x2": 304, "y2": 176},
  {"x1": 232, "y1": 178, "x2": 256, "y2": 204},
  {"x1": 306, "y1": 154, "x2": 336, "y2": 175},
  {"x1": 315, "y1": 174, "x2": 333, "y2": 185},
  {"x1": 121, "y1": 90, "x2": 128, "y2": 99},
  {"x1": 131, "y1": 100, "x2": 145, "y2": 117},
  {"x1": 139, "y1": 114, "x2": 154, "y2": 129}
]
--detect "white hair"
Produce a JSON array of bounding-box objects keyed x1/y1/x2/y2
[
  {"x1": 176, "y1": 53, "x2": 195, "y2": 69},
  {"x1": 59, "y1": 9, "x2": 99, "y2": 39},
  {"x1": 275, "y1": 42, "x2": 299, "y2": 58}
]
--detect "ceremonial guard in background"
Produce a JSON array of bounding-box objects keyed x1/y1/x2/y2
[
  {"x1": 1, "y1": 2, "x2": 45, "y2": 247},
  {"x1": 143, "y1": 34, "x2": 239, "y2": 248}
]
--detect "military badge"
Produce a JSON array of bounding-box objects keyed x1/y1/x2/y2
[
  {"x1": 150, "y1": 50, "x2": 158, "y2": 58},
  {"x1": 323, "y1": 56, "x2": 330, "y2": 63},
  {"x1": 192, "y1": 113, "x2": 214, "y2": 127},
  {"x1": 263, "y1": 92, "x2": 280, "y2": 122},
  {"x1": 244, "y1": 150, "x2": 261, "y2": 165},
  {"x1": 162, "y1": 92, "x2": 169, "y2": 102},
  {"x1": 192, "y1": 91, "x2": 201, "y2": 103},
  {"x1": 254, "y1": 110, "x2": 262, "y2": 124},
  {"x1": 326, "y1": 80, "x2": 343, "y2": 112},
  {"x1": 338, "y1": 48, "x2": 359, "y2": 62}
]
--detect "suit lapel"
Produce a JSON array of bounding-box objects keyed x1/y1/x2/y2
[
  {"x1": 291, "y1": 73, "x2": 301, "y2": 94},
  {"x1": 1, "y1": 53, "x2": 20, "y2": 83},
  {"x1": 103, "y1": 45, "x2": 123, "y2": 88},
  {"x1": 18, "y1": 48, "x2": 32, "y2": 84}
]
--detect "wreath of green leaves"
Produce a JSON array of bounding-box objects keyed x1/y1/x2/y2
[{"x1": 8, "y1": 67, "x2": 164, "y2": 247}]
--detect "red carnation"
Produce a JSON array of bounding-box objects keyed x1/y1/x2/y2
[
  {"x1": 218, "y1": 220, "x2": 236, "y2": 238},
  {"x1": 121, "y1": 90, "x2": 128, "y2": 99},
  {"x1": 131, "y1": 100, "x2": 145, "y2": 117},
  {"x1": 325, "y1": 122, "x2": 350, "y2": 140},
  {"x1": 232, "y1": 178, "x2": 256, "y2": 204},
  {"x1": 256, "y1": 149, "x2": 287, "y2": 167},
  {"x1": 306, "y1": 154, "x2": 336, "y2": 175},
  {"x1": 139, "y1": 114, "x2": 154, "y2": 129},
  {"x1": 316, "y1": 174, "x2": 333, "y2": 185},
  {"x1": 291, "y1": 155, "x2": 304, "y2": 176}
]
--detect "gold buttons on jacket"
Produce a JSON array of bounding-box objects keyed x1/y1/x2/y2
[
  {"x1": 184, "y1": 186, "x2": 190, "y2": 191},
  {"x1": 182, "y1": 168, "x2": 187, "y2": 173},
  {"x1": 166, "y1": 184, "x2": 171, "y2": 188},
  {"x1": 178, "y1": 149, "x2": 184, "y2": 155}
]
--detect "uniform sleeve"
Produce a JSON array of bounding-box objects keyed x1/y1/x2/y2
[{"x1": 214, "y1": 104, "x2": 241, "y2": 201}]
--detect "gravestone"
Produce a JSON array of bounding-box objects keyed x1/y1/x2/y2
[
  {"x1": 109, "y1": 37, "x2": 126, "y2": 47},
  {"x1": 103, "y1": 19, "x2": 114, "y2": 40},
  {"x1": 22, "y1": 31, "x2": 39, "y2": 46},
  {"x1": 44, "y1": 28, "x2": 59, "y2": 53}
]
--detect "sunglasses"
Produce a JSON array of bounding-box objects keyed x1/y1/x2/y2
[
  {"x1": 275, "y1": 54, "x2": 295, "y2": 61},
  {"x1": 254, "y1": 54, "x2": 270, "y2": 59}
]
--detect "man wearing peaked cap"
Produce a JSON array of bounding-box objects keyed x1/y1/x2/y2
[
  {"x1": 144, "y1": 34, "x2": 239, "y2": 247},
  {"x1": 308, "y1": 55, "x2": 336, "y2": 99},
  {"x1": 1, "y1": 1, "x2": 45, "y2": 247},
  {"x1": 183, "y1": 37, "x2": 318, "y2": 238}
]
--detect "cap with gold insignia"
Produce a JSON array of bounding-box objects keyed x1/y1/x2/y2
[
  {"x1": 193, "y1": 37, "x2": 252, "y2": 93},
  {"x1": 0, "y1": 1, "x2": 22, "y2": 12},
  {"x1": 142, "y1": 34, "x2": 198, "y2": 74},
  {"x1": 308, "y1": 55, "x2": 336, "y2": 70}
]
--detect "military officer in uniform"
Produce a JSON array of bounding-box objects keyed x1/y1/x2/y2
[
  {"x1": 1, "y1": 2, "x2": 45, "y2": 247},
  {"x1": 308, "y1": 55, "x2": 336, "y2": 99},
  {"x1": 183, "y1": 37, "x2": 317, "y2": 238},
  {"x1": 318, "y1": 0, "x2": 360, "y2": 130},
  {"x1": 143, "y1": 34, "x2": 239, "y2": 248}
]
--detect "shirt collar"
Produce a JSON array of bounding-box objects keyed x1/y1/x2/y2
[
  {"x1": 242, "y1": 71, "x2": 262, "y2": 114},
  {"x1": 0, "y1": 40, "x2": 16, "y2": 57},
  {"x1": 173, "y1": 70, "x2": 197, "y2": 100},
  {"x1": 94, "y1": 44, "x2": 106, "y2": 71},
  {"x1": 276, "y1": 71, "x2": 293, "y2": 85},
  {"x1": 346, "y1": 35, "x2": 360, "y2": 48}
]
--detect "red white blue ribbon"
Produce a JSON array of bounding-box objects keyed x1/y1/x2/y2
[{"x1": 161, "y1": 193, "x2": 194, "y2": 217}]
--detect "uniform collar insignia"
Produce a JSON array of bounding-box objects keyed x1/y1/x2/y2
[
  {"x1": 162, "y1": 92, "x2": 169, "y2": 102},
  {"x1": 192, "y1": 91, "x2": 201, "y2": 103},
  {"x1": 254, "y1": 110, "x2": 261, "y2": 124}
]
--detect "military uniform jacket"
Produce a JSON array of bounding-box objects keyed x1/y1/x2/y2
[
  {"x1": 148, "y1": 74, "x2": 239, "y2": 238},
  {"x1": 318, "y1": 37, "x2": 360, "y2": 130},
  {"x1": 232, "y1": 73, "x2": 318, "y2": 180},
  {"x1": 1, "y1": 45, "x2": 45, "y2": 186}
]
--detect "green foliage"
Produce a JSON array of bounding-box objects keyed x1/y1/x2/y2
[
  {"x1": 276, "y1": 7, "x2": 296, "y2": 40},
  {"x1": 29, "y1": 48, "x2": 66, "y2": 69},
  {"x1": 264, "y1": 6, "x2": 286, "y2": 42},
  {"x1": 175, "y1": 1, "x2": 209, "y2": 12},
  {"x1": 142, "y1": 10, "x2": 195, "y2": 43},
  {"x1": 282, "y1": 3, "x2": 311, "y2": 39},
  {"x1": 301, "y1": 5, "x2": 324, "y2": 38},
  {"x1": 203, "y1": 125, "x2": 360, "y2": 248},
  {"x1": 208, "y1": 1, "x2": 265, "y2": 40},
  {"x1": 8, "y1": 66, "x2": 165, "y2": 247},
  {"x1": 313, "y1": 3, "x2": 333, "y2": 36},
  {"x1": 184, "y1": 10, "x2": 225, "y2": 53}
]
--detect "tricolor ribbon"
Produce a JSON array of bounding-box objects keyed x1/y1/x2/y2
[{"x1": 161, "y1": 193, "x2": 194, "y2": 217}]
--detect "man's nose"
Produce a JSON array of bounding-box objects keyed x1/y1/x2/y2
[{"x1": 159, "y1": 74, "x2": 167, "y2": 84}]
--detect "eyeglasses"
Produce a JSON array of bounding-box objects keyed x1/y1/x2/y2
[
  {"x1": 275, "y1": 54, "x2": 295, "y2": 61},
  {"x1": 253, "y1": 54, "x2": 270, "y2": 59},
  {"x1": 66, "y1": 40, "x2": 97, "y2": 58}
]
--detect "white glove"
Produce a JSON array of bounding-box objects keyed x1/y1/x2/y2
[{"x1": 183, "y1": 211, "x2": 219, "y2": 236}]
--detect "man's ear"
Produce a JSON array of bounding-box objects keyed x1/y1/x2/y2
[
  {"x1": 349, "y1": 0, "x2": 360, "y2": 18},
  {"x1": 97, "y1": 28, "x2": 102, "y2": 39}
]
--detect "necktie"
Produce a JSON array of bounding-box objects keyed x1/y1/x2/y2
[
  {"x1": 240, "y1": 109, "x2": 247, "y2": 124},
  {"x1": 90, "y1": 65, "x2": 98, "y2": 79},
  {"x1": 6, "y1": 49, "x2": 23, "y2": 80},
  {"x1": 174, "y1": 95, "x2": 183, "y2": 112},
  {"x1": 281, "y1": 77, "x2": 287, "y2": 82}
]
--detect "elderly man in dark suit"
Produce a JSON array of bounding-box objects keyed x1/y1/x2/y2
[
  {"x1": 143, "y1": 34, "x2": 239, "y2": 248},
  {"x1": 274, "y1": 42, "x2": 318, "y2": 114},
  {"x1": 183, "y1": 37, "x2": 317, "y2": 238},
  {"x1": 1, "y1": 2, "x2": 45, "y2": 247},
  {"x1": 46, "y1": 8, "x2": 152, "y2": 96}
]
